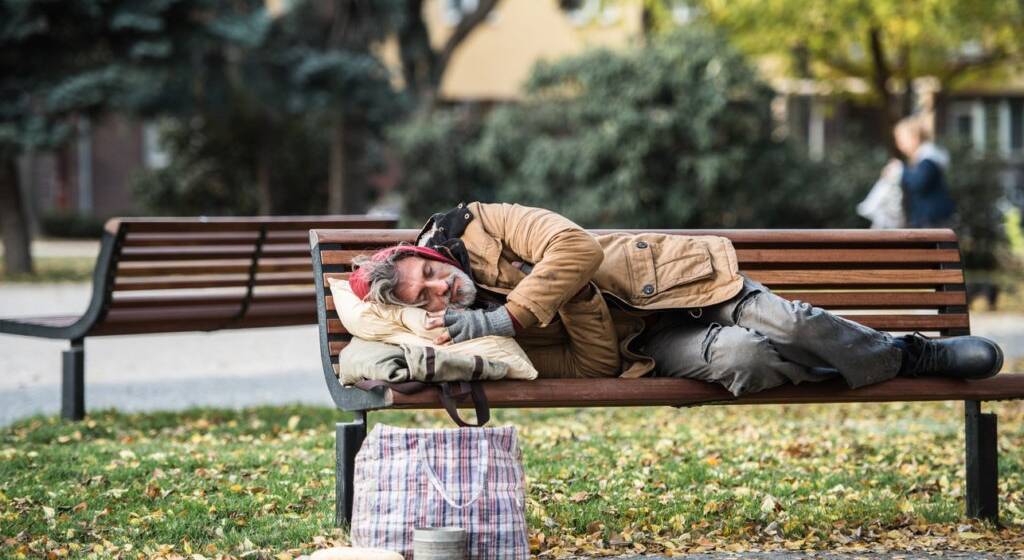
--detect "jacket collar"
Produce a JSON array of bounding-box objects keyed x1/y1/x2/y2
[{"x1": 416, "y1": 202, "x2": 476, "y2": 281}]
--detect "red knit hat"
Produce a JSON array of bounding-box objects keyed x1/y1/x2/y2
[{"x1": 349, "y1": 245, "x2": 460, "y2": 300}]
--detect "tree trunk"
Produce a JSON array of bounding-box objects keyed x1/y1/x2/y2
[
  {"x1": 0, "y1": 152, "x2": 34, "y2": 275},
  {"x1": 256, "y1": 141, "x2": 273, "y2": 216},
  {"x1": 867, "y1": 26, "x2": 898, "y2": 155},
  {"x1": 398, "y1": 0, "x2": 500, "y2": 113},
  {"x1": 327, "y1": 117, "x2": 347, "y2": 214},
  {"x1": 899, "y1": 44, "x2": 914, "y2": 118},
  {"x1": 397, "y1": 0, "x2": 435, "y2": 97}
]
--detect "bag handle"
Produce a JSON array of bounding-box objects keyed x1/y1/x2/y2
[
  {"x1": 439, "y1": 382, "x2": 490, "y2": 427},
  {"x1": 354, "y1": 380, "x2": 428, "y2": 395},
  {"x1": 354, "y1": 380, "x2": 491, "y2": 427},
  {"x1": 419, "y1": 435, "x2": 489, "y2": 509}
]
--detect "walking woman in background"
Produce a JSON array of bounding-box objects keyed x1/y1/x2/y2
[{"x1": 887, "y1": 114, "x2": 957, "y2": 228}]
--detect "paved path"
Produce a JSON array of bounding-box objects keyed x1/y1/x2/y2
[
  {"x1": 0, "y1": 283, "x2": 331, "y2": 425},
  {"x1": 0, "y1": 238, "x2": 100, "y2": 258},
  {"x1": 1, "y1": 282, "x2": 1022, "y2": 426}
]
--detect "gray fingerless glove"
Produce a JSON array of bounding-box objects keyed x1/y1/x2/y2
[{"x1": 443, "y1": 306, "x2": 516, "y2": 343}]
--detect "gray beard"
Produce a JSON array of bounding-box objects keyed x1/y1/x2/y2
[{"x1": 447, "y1": 267, "x2": 477, "y2": 309}]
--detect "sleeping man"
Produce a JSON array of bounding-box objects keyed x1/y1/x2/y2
[{"x1": 347, "y1": 202, "x2": 1002, "y2": 396}]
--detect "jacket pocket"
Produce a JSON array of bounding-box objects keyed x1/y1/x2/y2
[{"x1": 626, "y1": 236, "x2": 714, "y2": 301}]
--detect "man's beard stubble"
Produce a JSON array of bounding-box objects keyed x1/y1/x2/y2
[{"x1": 447, "y1": 267, "x2": 477, "y2": 309}]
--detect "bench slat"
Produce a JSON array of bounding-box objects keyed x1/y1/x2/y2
[
  {"x1": 117, "y1": 260, "x2": 312, "y2": 277},
  {"x1": 746, "y1": 269, "x2": 963, "y2": 287},
  {"x1": 122, "y1": 231, "x2": 324, "y2": 247},
  {"x1": 312, "y1": 228, "x2": 959, "y2": 245},
  {"x1": 323, "y1": 272, "x2": 353, "y2": 284},
  {"x1": 379, "y1": 375, "x2": 1024, "y2": 409},
  {"x1": 324, "y1": 291, "x2": 967, "y2": 313},
  {"x1": 734, "y1": 248, "x2": 961, "y2": 264},
  {"x1": 320, "y1": 248, "x2": 965, "y2": 267},
  {"x1": 776, "y1": 291, "x2": 966, "y2": 308},
  {"x1": 111, "y1": 292, "x2": 314, "y2": 308},
  {"x1": 846, "y1": 314, "x2": 969, "y2": 331},
  {"x1": 322, "y1": 313, "x2": 970, "y2": 343},
  {"x1": 321, "y1": 250, "x2": 383, "y2": 265},
  {"x1": 119, "y1": 216, "x2": 395, "y2": 233},
  {"x1": 90, "y1": 313, "x2": 316, "y2": 336},
  {"x1": 120, "y1": 245, "x2": 311, "y2": 261},
  {"x1": 115, "y1": 273, "x2": 311, "y2": 291},
  {"x1": 102, "y1": 299, "x2": 316, "y2": 323},
  {"x1": 104, "y1": 305, "x2": 246, "y2": 322}
]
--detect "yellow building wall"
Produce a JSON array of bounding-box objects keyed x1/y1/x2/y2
[{"x1": 421, "y1": 0, "x2": 645, "y2": 100}]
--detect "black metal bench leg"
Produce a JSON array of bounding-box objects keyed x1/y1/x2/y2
[
  {"x1": 965, "y1": 400, "x2": 998, "y2": 523},
  {"x1": 61, "y1": 339, "x2": 85, "y2": 421},
  {"x1": 336, "y1": 411, "x2": 367, "y2": 528}
]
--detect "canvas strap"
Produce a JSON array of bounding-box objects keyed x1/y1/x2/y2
[{"x1": 354, "y1": 380, "x2": 491, "y2": 427}]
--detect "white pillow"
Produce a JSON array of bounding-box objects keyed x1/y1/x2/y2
[{"x1": 328, "y1": 278, "x2": 538, "y2": 380}]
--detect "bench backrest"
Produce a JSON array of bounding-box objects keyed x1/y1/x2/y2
[
  {"x1": 310, "y1": 228, "x2": 968, "y2": 385},
  {"x1": 82, "y1": 216, "x2": 396, "y2": 337}
]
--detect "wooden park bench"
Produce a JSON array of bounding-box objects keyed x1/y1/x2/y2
[
  {"x1": 309, "y1": 227, "x2": 1024, "y2": 526},
  {"x1": 0, "y1": 215, "x2": 395, "y2": 420}
]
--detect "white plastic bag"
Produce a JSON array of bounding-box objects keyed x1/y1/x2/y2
[{"x1": 857, "y1": 172, "x2": 906, "y2": 229}]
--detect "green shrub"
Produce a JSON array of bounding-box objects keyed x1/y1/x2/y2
[
  {"x1": 390, "y1": 106, "x2": 494, "y2": 226},
  {"x1": 396, "y1": 26, "x2": 887, "y2": 230},
  {"x1": 391, "y1": 25, "x2": 1008, "y2": 273},
  {"x1": 38, "y1": 210, "x2": 106, "y2": 238},
  {"x1": 131, "y1": 116, "x2": 337, "y2": 217},
  {"x1": 945, "y1": 143, "x2": 1009, "y2": 269}
]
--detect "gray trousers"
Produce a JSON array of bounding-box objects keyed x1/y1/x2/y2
[{"x1": 640, "y1": 277, "x2": 903, "y2": 396}]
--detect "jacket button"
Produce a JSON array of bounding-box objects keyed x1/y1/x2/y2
[
  {"x1": 636, "y1": 241, "x2": 648, "y2": 249},
  {"x1": 642, "y1": 284, "x2": 655, "y2": 295}
]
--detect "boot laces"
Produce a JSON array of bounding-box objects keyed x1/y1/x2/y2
[{"x1": 907, "y1": 332, "x2": 947, "y2": 375}]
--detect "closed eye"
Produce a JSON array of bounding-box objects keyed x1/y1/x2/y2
[{"x1": 412, "y1": 262, "x2": 431, "y2": 307}]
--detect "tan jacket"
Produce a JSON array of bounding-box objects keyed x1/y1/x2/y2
[{"x1": 459, "y1": 202, "x2": 744, "y2": 378}]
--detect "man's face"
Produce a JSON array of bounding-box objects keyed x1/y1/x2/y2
[{"x1": 393, "y1": 256, "x2": 476, "y2": 312}]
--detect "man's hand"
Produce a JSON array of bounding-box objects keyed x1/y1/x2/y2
[
  {"x1": 425, "y1": 307, "x2": 516, "y2": 344},
  {"x1": 425, "y1": 310, "x2": 451, "y2": 344}
]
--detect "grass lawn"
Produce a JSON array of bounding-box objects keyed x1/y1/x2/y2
[{"x1": 3, "y1": 400, "x2": 1024, "y2": 559}]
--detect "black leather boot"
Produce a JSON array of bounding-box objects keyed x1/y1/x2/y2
[{"x1": 899, "y1": 333, "x2": 1003, "y2": 380}]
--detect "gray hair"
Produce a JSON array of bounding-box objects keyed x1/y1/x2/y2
[{"x1": 352, "y1": 245, "x2": 425, "y2": 307}]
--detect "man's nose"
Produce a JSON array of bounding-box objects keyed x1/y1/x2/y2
[{"x1": 426, "y1": 278, "x2": 449, "y2": 295}]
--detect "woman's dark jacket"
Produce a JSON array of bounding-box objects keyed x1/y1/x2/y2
[{"x1": 901, "y1": 143, "x2": 956, "y2": 227}]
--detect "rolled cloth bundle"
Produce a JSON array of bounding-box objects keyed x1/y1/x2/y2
[{"x1": 307, "y1": 547, "x2": 403, "y2": 560}]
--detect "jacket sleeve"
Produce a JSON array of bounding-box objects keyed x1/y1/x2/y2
[
  {"x1": 473, "y1": 202, "x2": 620, "y2": 377},
  {"x1": 901, "y1": 159, "x2": 941, "y2": 196},
  {"x1": 474, "y1": 202, "x2": 604, "y2": 328},
  {"x1": 520, "y1": 283, "x2": 622, "y2": 378}
]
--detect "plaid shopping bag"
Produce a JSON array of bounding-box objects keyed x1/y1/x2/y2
[{"x1": 351, "y1": 424, "x2": 529, "y2": 559}]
